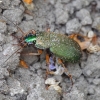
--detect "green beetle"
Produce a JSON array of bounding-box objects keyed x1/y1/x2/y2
[
  {"x1": 0, "y1": 30, "x2": 82, "y2": 67},
  {"x1": 24, "y1": 31, "x2": 82, "y2": 63}
]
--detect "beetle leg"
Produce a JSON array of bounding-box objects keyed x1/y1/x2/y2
[
  {"x1": 57, "y1": 59, "x2": 65, "y2": 68},
  {"x1": 45, "y1": 54, "x2": 50, "y2": 78},
  {"x1": 21, "y1": 49, "x2": 43, "y2": 55},
  {"x1": 19, "y1": 49, "x2": 42, "y2": 68},
  {"x1": 22, "y1": 0, "x2": 34, "y2": 12},
  {"x1": 57, "y1": 58, "x2": 73, "y2": 85},
  {"x1": 24, "y1": 10, "x2": 34, "y2": 16},
  {"x1": 19, "y1": 59, "x2": 29, "y2": 68}
]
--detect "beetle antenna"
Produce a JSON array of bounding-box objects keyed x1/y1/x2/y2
[
  {"x1": 0, "y1": 5, "x2": 26, "y2": 67},
  {"x1": 0, "y1": 47, "x2": 22, "y2": 67}
]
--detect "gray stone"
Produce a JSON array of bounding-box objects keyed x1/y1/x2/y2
[
  {"x1": 61, "y1": 0, "x2": 70, "y2": 3},
  {"x1": 4, "y1": 96, "x2": 17, "y2": 100},
  {"x1": 76, "y1": 9, "x2": 92, "y2": 25},
  {"x1": 87, "y1": 78, "x2": 94, "y2": 84},
  {"x1": 0, "y1": 21, "x2": 7, "y2": 33},
  {"x1": 37, "y1": 69, "x2": 44, "y2": 76},
  {"x1": 61, "y1": 82, "x2": 67, "y2": 91},
  {"x1": 27, "y1": 76, "x2": 60, "y2": 100},
  {"x1": 7, "y1": 78, "x2": 25, "y2": 96},
  {"x1": 46, "y1": 11, "x2": 55, "y2": 24},
  {"x1": 0, "y1": 94, "x2": 6, "y2": 100},
  {"x1": 73, "y1": 76, "x2": 89, "y2": 95},
  {"x1": 97, "y1": 1, "x2": 100, "y2": 10},
  {"x1": 19, "y1": 20, "x2": 37, "y2": 33},
  {"x1": 0, "y1": 67, "x2": 9, "y2": 79},
  {"x1": 81, "y1": 26, "x2": 91, "y2": 34},
  {"x1": 32, "y1": 62, "x2": 41, "y2": 70},
  {"x1": 14, "y1": 93, "x2": 27, "y2": 100},
  {"x1": 0, "y1": 79, "x2": 9, "y2": 93},
  {"x1": 87, "y1": 94, "x2": 100, "y2": 100},
  {"x1": 92, "y1": 17, "x2": 100, "y2": 32},
  {"x1": 41, "y1": 60, "x2": 47, "y2": 69},
  {"x1": 0, "y1": 46, "x2": 3, "y2": 51},
  {"x1": 63, "y1": 87, "x2": 85, "y2": 100},
  {"x1": 83, "y1": 69, "x2": 92, "y2": 76},
  {"x1": 0, "y1": 33, "x2": 6, "y2": 45},
  {"x1": 0, "y1": 35, "x2": 20, "y2": 69},
  {"x1": 24, "y1": 14, "x2": 34, "y2": 20},
  {"x1": 87, "y1": 85, "x2": 95, "y2": 95},
  {"x1": 65, "y1": 3, "x2": 74, "y2": 14},
  {"x1": 53, "y1": 75, "x2": 63, "y2": 83},
  {"x1": 0, "y1": 0, "x2": 11, "y2": 9},
  {"x1": 11, "y1": 0, "x2": 21, "y2": 6},
  {"x1": 93, "y1": 78, "x2": 100, "y2": 85},
  {"x1": 66, "y1": 18, "x2": 81, "y2": 34},
  {"x1": 95, "y1": 86, "x2": 100, "y2": 95},
  {"x1": 15, "y1": 68, "x2": 37, "y2": 90},
  {"x1": 83, "y1": 54, "x2": 100, "y2": 78},
  {"x1": 3, "y1": 8, "x2": 24, "y2": 24},
  {"x1": 72, "y1": 0, "x2": 90, "y2": 10},
  {"x1": 67, "y1": 63, "x2": 82, "y2": 79},
  {"x1": 48, "y1": 0, "x2": 57, "y2": 5},
  {"x1": 55, "y1": 0, "x2": 63, "y2": 9},
  {"x1": 55, "y1": 8, "x2": 69, "y2": 24},
  {"x1": 0, "y1": 8, "x2": 2, "y2": 13},
  {"x1": 27, "y1": 88, "x2": 60, "y2": 100}
]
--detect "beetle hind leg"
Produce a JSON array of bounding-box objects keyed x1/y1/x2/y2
[
  {"x1": 57, "y1": 59, "x2": 73, "y2": 85},
  {"x1": 21, "y1": 49, "x2": 43, "y2": 55}
]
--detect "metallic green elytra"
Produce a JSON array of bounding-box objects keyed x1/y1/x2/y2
[{"x1": 35, "y1": 31, "x2": 82, "y2": 63}]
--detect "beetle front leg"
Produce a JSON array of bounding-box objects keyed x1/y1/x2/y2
[{"x1": 45, "y1": 54, "x2": 51, "y2": 78}]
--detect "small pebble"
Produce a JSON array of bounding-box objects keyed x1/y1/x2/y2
[
  {"x1": 66, "y1": 18, "x2": 81, "y2": 34},
  {"x1": 93, "y1": 78, "x2": 100, "y2": 85},
  {"x1": 0, "y1": 21, "x2": 7, "y2": 33},
  {"x1": 88, "y1": 87, "x2": 95, "y2": 95},
  {"x1": 76, "y1": 9, "x2": 92, "y2": 25}
]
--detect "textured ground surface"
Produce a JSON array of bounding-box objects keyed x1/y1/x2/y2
[{"x1": 0, "y1": 0, "x2": 100, "y2": 100}]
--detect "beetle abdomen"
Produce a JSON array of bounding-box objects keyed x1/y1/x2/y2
[{"x1": 50, "y1": 35, "x2": 82, "y2": 63}]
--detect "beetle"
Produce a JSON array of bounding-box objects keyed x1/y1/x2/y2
[{"x1": 35, "y1": 31, "x2": 82, "y2": 63}]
